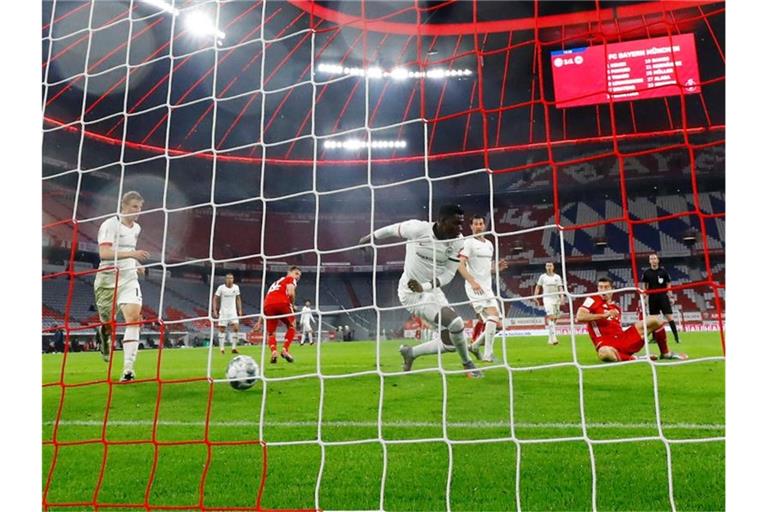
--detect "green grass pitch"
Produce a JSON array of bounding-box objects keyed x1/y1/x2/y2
[{"x1": 43, "y1": 332, "x2": 724, "y2": 511}]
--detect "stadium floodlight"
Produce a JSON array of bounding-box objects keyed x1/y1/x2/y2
[
  {"x1": 323, "y1": 139, "x2": 407, "y2": 150},
  {"x1": 185, "y1": 10, "x2": 226, "y2": 41},
  {"x1": 141, "y1": 0, "x2": 179, "y2": 16},
  {"x1": 316, "y1": 63, "x2": 472, "y2": 80}
]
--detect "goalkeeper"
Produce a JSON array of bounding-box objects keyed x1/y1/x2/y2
[{"x1": 359, "y1": 204, "x2": 481, "y2": 378}]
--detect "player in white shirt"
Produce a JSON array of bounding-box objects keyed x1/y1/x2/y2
[
  {"x1": 359, "y1": 204, "x2": 482, "y2": 378},
  {"x1": 458, "y1": 214, "x2": 508, "y2": 362},
  {"x1": 213, "y1": 273, "x2": 243, "y2": 354},
  {"x1": 534, "y1": 262, "x2": 565, "y2": 345},
  {"x1": 93, "y1": 191, "x2": 150, "y2": 382},
  {"x1": 299, "y1": 299, "x2": 315, "y2": 346}
]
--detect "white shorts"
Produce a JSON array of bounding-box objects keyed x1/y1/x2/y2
[
  {"x1": 398, "y1": 287, "x2": 450, "y2": 328},
  {"x1": 117, "y1": 279, "x2": 142, "y2": 306},
  {"x1": 543, "y1": 299, "x2": 561, "y2": 316},
  {"x1": 218, "y1": 312, "x2": 239, "y2": 327},
  {"x1": 301, "y1": 323, "x2": 313, "y2": 332},
  {"x1": 465, "y1": 285, "x2": 500, "y2": 317}
]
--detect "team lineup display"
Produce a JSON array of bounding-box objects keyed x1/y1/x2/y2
[{"x1": 42, "y1": 1, "x2": 725, "y2": 511}]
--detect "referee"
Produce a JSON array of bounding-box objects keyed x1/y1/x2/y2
[{"x1": 640, "y1": 253, "x2": 681, "y2": 343}]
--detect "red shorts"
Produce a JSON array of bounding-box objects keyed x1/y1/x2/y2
[
  {"x1": 598, "y1": 325, "x2": 643, "y2": 356},
  {"x1": 263, "y1": 303, "x2": 295, "y2": 334}
]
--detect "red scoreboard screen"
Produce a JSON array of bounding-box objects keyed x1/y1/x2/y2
[{"x1": 550, "y1": 33, "x2": 701, "y2": 108}]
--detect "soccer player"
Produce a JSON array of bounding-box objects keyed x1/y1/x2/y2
[
  {"x1": 576, "y1": 276, "x2": 687, "y2": 362},
  {"x1": 299, "y1": 299, "x2": 315, "y2": 346},
  {"x1": 358, "y1": 204, "x2": 482, "y2": 378},
  {"x1": 94, "y1": 191, "x2": 150, "y2": 382},
  {"x1": 458, "y1": 214, "x2": 508, "y2": 362},
  {"x1": 213, "y1": 273, "x2": 243, "y2": 354},
  {"x1": 263, "y1": 266, "x2": 302, "y2": 364},
  {"x1": 534, "y1": 262, "x2": 564, "y2": 345},
  {"x1": 641, "y1": 253, "x2": 681, "y2": 343}
]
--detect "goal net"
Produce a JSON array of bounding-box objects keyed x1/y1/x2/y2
[{"x1": 42, "y1": 1, "x2": 725, "y2": 510}]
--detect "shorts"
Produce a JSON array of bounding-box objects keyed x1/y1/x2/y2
[
  {"x1": 598, "y1": 326, "x2": 643, "y2": 357},
  {"x1": 218, "y1": 312, "x2": 239, "y2": 327},
  {"x1": 648, "y1": 294, "x2": 673, "y2": 315},
  {"x1": 301, "y1": 322, "x2": 313, "y2": 332},
  {"x1": 543, "y1": 299, "x2": 561, "y2": 317},
  {"x1": 465, "y1": 285, "x2": 500, "y2": 318},
  {"x1": 94, "y1": 279, "x2": 142, "y2": 323},
  {"x1": 263, "y1": 303, "x2": 295, "y2": 334},
  {"x1": 398, "y1": 287, "x2": 450, "y2": 328}
]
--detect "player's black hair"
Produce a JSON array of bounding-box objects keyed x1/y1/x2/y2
[
  {"x1": 438, "y1": 204, "x2": 464, "y2": 219},
  {"x1": 598, "y1": 276, "x2": 613, "y2": 285},
  {"x1": 225, "y1": 272, "x2": 234, "y2": 277},
  {"x1": 471, "y1": 213, "x2": 485, "y2": 222},
  {"x1": 289, "y1": 265, "x2": 301, "y2": 272},
  {"x1": 545, "y1": 261, "x2": 555, "y2": 266}
]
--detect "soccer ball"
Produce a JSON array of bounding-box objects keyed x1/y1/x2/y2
[{"x1": 226, "y1": 355, "x2": 260, "y2": 390}]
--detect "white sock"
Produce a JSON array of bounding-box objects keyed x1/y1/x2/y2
[
  {"x1": 448, "y1": 322, "x2": 471, "y2": 364},
  {"x1": 483, "y1": 320, "x2": 498, "y2": 359},
  {"x1": 308, "y1": 332, "x2": 313, "y2": 344},
  {"x1": 548, "y1": 320, "x2": 556, "y2": 340},
  {"x1": 412, "y1": 339, "x2": 443, "y2": 358},
  {"x1": 123, "y1": 341, "x2": 139, "y2": 373},
  {"x1": 231, "y1": 333, "x2": 238, "y2": 349}
]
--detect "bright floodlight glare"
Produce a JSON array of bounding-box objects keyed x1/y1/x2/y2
[
  {"x1": 323, "y1": 139, "x2": 407, "y2": 150},
  {"x1": 316, "y1": 63, "x2": 472, "y2": 80},
  {"x1": 185, "y1": 10, "x2": 226, "y2": 40},
  {"x1": 142, "y1": 0, "x2": 179, "y2": 16}
]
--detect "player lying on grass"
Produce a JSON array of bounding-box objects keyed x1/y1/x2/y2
[
  {"x1": 263, "y1": 266, "x2": 302, "y2": 364},
  {"x1": 576, "y1": 276, "x2": 687, "y2": 362},
  {"x1": 359, "y1": 204, "x2": 482, "y2": 378}
]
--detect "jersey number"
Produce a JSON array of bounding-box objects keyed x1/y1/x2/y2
[{"x1": 268, "y1": 278, "x2": 285, "y2": 293}]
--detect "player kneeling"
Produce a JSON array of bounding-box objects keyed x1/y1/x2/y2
[{"x1": 576, "y1": 277, "x2": 687, "y2": 362}]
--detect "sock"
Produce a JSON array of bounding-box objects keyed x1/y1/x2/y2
[
  {"x1": 471, "y1": 320, "x2": 485, "y2": 344},
  {"x1": 268, "y1": 335, "x2": 277, "y2": 353},
  {"x1": 447, "y1": 317, "x2": 471, "y2": 364},
  {"x1": 308, "y1": 332, "x2": 313, "y2": 345},
  {"x1": 548, "y1": 319, "x2": 556, "y2": 340},
  {"x1": 231, "y1": 333, "x2": 238, "y2": 350},
  {"x1": 283, "y1": 326, "x2": 296, "y2": 351},
  {"x1": 669, "y1": 320, "x2": 679, "y2": 342},
  {"x1": 218, "y1": 332, "x2": 225, "y2": 350},
  {"x1": 653, "y1": 326, "x2": 670, "y2": 355},
  {"x1": 483, "y1": 320, "x2": 498, "y2": 359},
  {"x1": 412, "y1": 339, "x2": 443, "y2": 357},
  {"x1": 122, "y1": 341, "x2": 139, "y2": 373}
]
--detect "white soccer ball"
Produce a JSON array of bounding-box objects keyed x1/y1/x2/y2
[{"x1": 226, "y1": 355, "x2": 260, "y2": 390}]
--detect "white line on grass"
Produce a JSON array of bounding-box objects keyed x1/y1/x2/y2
[{"x1": 44, "y1": 419, "x2": 725, "y2": 430}]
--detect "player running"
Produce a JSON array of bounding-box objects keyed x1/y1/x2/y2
[
  {"x1": 263, "y1": 266, "x2": 301, "y2": 364},
  {"x1": 641, "y1": 253, "x2": 681, "y2": 343},
  {"x1": 94, "y1": 191, "x2": 150, "y2": 382},
  {"x1": 299, "y1": 299, "x2": 316, "y2": 346},
  {"x1": 213, "y1": 273, "x2": 243, "y2": 354},
  {"x1": 576, "y1": 276, "x2": 687, "y2": 362},
  {"x1": 534, "y1": 262, "x2": 564, "y2": 345},
  {"x1": 458, "y1": 214, "x2": 508, "y2": 362},
  {"x1": 359, "y1": 204, "x2": 482, "y2": 378}
]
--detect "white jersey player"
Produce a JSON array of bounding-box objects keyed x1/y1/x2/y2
[
  {"x1": 299, "y1": 300, "x2": 315, "y2": 346},
  {"x1": 213, "y1": 273, "x2": 243, "y2": 354},
  {"x1": 93, "y1": 191, "x2": 150, "y2": 382},
  {"x1": 534, "y1": 262, "x2": 564, "y2": 345},
  {"x1": 359, "y1": 204, "x2": 481, "y2": 378},
  {"x1": 458, "y1": 214, "x2": 508, "y2": 362}
]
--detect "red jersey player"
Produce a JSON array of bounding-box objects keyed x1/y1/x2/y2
[
  {"x1": 263, "y1": 266, "x2": 301, "y2": 364},
  {"x1": 576, "y1": 277, "x2": 687, "y2": 362}
]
